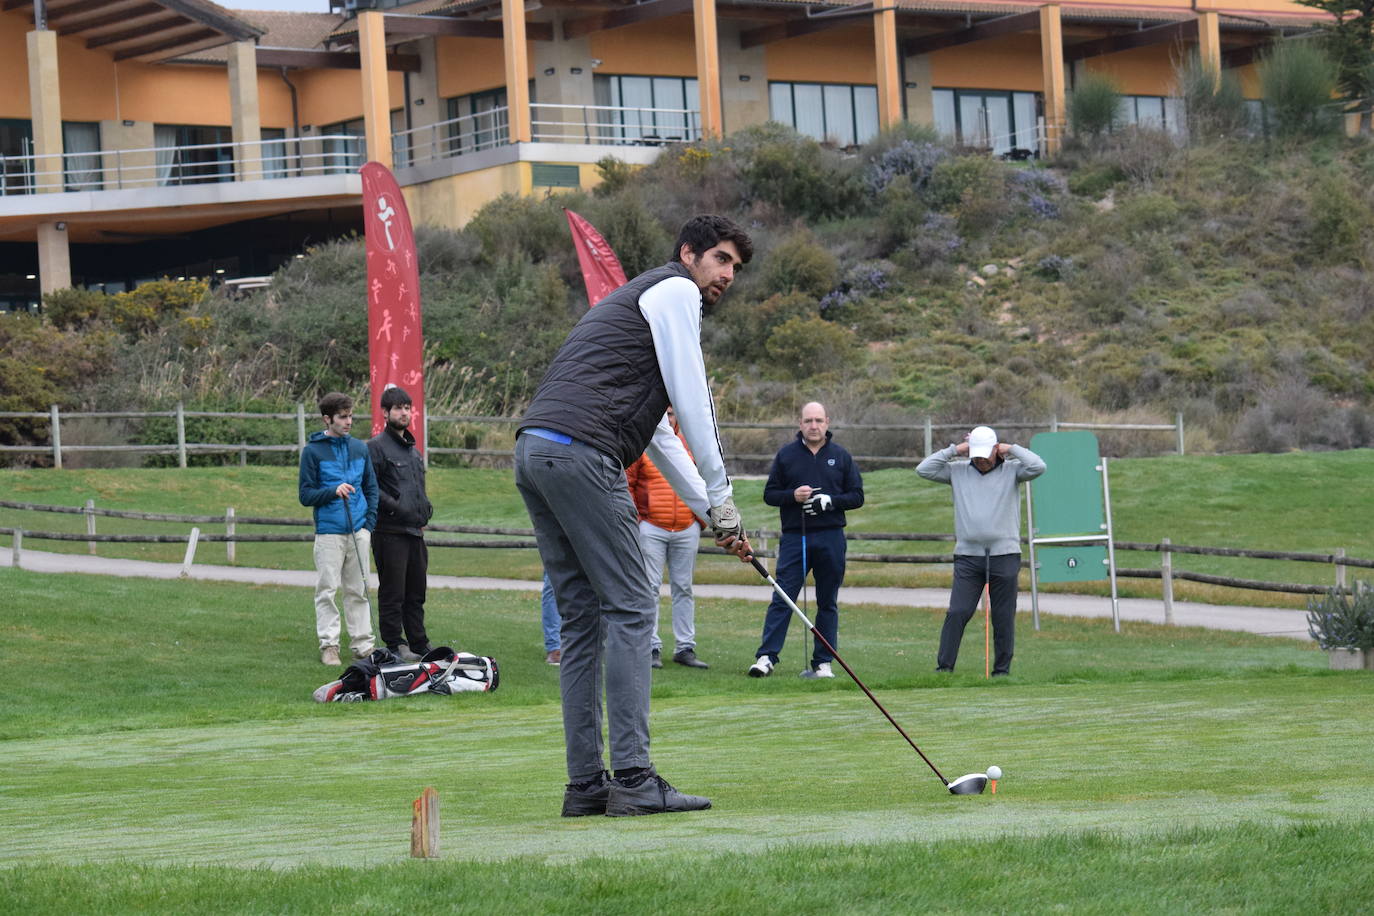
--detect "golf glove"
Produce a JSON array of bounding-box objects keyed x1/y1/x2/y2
[
  {"x1": 803, "y1": 492, "x2": 833, "y2": 516},
  {"x1": 708, "y1": 497, "x2": 743, "y2": 540}
]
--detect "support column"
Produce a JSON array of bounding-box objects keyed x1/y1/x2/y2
[
  {"x1": 1196, "y1": 11, "x2": 1222, "y2": 87},
  {"x1": 693, "y1": 0, "x2": 723, "y2": 138},
  {"x1": 501, "y1": 0, "x2": 532, "y2": 143},
  {"x1": 1038, "y1": 4, "x2": 1066, "y2": 155},
  {"x1": 873, "y1": 6, "x2": 902, "y2": 130},
  {"x1": 37, "y1": 222, "x2": 71, "y2": 295},
  {"x1": 27, "y1": 28, "x2": 63, "y2": 193},
  {"x1": 358, "y1": 10, "x2": 393, "y2": 168},
  {"x1": 227, "y1": 40, "x2": 263, "y2": 180}
]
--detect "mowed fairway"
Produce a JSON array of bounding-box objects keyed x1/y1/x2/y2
[{"x1": 2, "y1": 568, "x2": 1372, "y2": 913}]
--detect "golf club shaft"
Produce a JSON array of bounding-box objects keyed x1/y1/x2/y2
[
  {"x1": 984, "y1": 547, "x2": 991, "y2": 680},
  {"x1": 749, "y1": 557, "x2": 948, "y2": 785},
  {"x1": 342, "y1": 498, "x2": 370, "y2": 595}
]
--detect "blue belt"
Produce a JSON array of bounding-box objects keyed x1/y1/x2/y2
[{"x1": 523, "y1": 427, "x2": 575, "y2": 445}]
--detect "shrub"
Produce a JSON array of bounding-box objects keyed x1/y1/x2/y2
[
  {"x1": 1307, "y1": 580, "x2": 1374, "y2": 650},
  {"x1": 1117, "y1": 192, "x2": 1181, "y2": 235},
  {"x1": 466, "y1": 193, "x2": 567, "y2": 263},
  {"x1": 594, "y1": 156, "x2": 636, "y2": 197},
  {"x1": 1260, "y1": 40, "x2": 1342, "y2": 139},
  {"x1": 1069, "y1": 72, "x2": 1124, "y2": 138},
  {"x1": 1174, "y1": 52, "x2": 1249, "y2": 141},
  {"x1": 586, "y1": 192, "x2": 673, "y2": 277},
  {"x1": 1307, "y1": 171, "x2": 1373, "y2": 265},
  {"x1": 43, "y1": 288, "x2": 109, "y2": 330},
  {"x1": 759, "y1": 231, "x2": 840, "y2": 299},
  {"x1": 764, "y1": 316, "x2": 863, "y2": 380},
  {"x1": 736, "y1": 124, "x2": 864, "y2": 221},
  {"x1": 864, "y1": 139, "x2": 949, "y2": 195}
]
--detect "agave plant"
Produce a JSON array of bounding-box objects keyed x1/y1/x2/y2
[{"x1": 1307, "y1": 580, "x2": 1374, "y2": 650}]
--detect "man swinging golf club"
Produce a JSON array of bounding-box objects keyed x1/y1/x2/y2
[{"x1": 516, "y1": 215, "x2": 755, "y2": 818}]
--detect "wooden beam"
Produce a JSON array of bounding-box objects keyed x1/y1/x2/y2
[
  {"x1": 564, "y1": 0, "x2": 694, "y2": 40},
  {"x1": 255, "y1": 47, "x2": 422, "y2": 72},
  {"x1": 45, "y1": 0, "x2": 118, "y2": 21},
  {"x1": 1222, "y1": 40, "x2": 1272, "y2": 69},
  {"x1": 900, "y1": 9, "x2": 1042, "y2": 57},
  {"x1": 55, "y1": 3, "x2": 162, "y2": 35},
  {"x1": 381, "y1": 13, "x2": 552, "y2": 41},
  {"x1": 1, "y1": 0, "x2": 32, "y2": 11},
  {"x1": 1063, "y1": 19, "x2": 1195, "y2": 63},
  {"x1": 112, "y1": 27, "x2": 220, "y2": 60},
  {"x1": 158, "y1": 0, "x2": 262, "y2": 40},
  {"x1": 89, "y1": 18, "x2": 196, "y2": 50},
  {"x1": 740, "y1": 7, "x2": 869, "y2": 50}
]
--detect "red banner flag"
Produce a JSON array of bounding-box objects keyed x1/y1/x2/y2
[
  {"x1": 361, "y1": 161, "x2": 425, "y2": 451},
  {"x1": 565, "y1": 208, "x2": 627, "y2": 307}
]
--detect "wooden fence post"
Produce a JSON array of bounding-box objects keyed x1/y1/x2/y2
[
  {"x1": 923, "y1": 416, "x2": 932, "y2": 457},
  {"x1": 1050, "y1": 414, "x2": 1059, "y2": 433},
  {"x1": 226, "y1": 507, "x2": 236, "y2": 565},
  {"x1": 1175, "y1": 412, "x2": 1185, "y2": 455},
  {"x1": 239, "y1": 443, "x2": 248, "y2": 467},
  {"x1": 85, "y1": 498, "x2": 97, "y2": 555},
  {"x1": 176, "y1": 402, "x2": 187, "y2": 469},
  {"x1": 1161, "y1": 537, "x2": 1174, "y2": 625},
  {"x1": 50, "y1": 405, "x2": 62, "y2": 469},
  {"x1": 411, "y1": 786, "x2": 440, "y2": 858},
  {"x1": 11, "y1": 529, "x2": 21, "y2": 568},
  {"x1": 296, "y1": 403, "x2": 307, "y2": 454},
  {"x1": 1335, "y1": 547, "x2": 1346, "y2": 592},
  {"x1": 181, "y1": 527, "x2": 200, "y2": 577}
]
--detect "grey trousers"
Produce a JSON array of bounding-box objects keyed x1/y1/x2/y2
[
  {"x1": 638, "y1": 520, "x2": 699, "y2": 653},
  {"x1": 514, "y1": 433, "x2": 656, "y2": 781}
]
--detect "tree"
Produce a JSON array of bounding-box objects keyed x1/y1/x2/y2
[{"x1": 1298, "y1": 0, "x2": 1374, "y2": 134}]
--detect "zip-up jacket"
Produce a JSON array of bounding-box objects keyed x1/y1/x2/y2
[
  {"x1": 298, "y1": 430, "x2": 377, "y2": 535},
  {"x1": 764, "y1": 431, "x2": 864, "y2": 534},
  {"x1": 625, "y1": 426, "x2": 701, "y2": 533},
  {"x1": 916, "y1": 443, "x2": 1045, "y2": 556},
  {"x1": 368, "y1": 425, "x2": 433, "y2": 537}
]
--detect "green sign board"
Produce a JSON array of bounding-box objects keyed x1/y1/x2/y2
[
  {"x1": 1028, "y1": 431, "x2": 1104, "y2": 538},
  {"x1": 1035, "y1": 545, "x2": 1108, "y2": 584}
]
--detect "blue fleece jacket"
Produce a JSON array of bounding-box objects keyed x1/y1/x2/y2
[
  {"x1": 763, "y1": 431, "x2": 864, "y2": 534},
  {"x1": 298, "y1": 430, "x2": 377, "y2": 534}
]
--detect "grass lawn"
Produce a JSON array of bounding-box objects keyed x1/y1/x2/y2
[
  {"x1": 2, "y1": 448, "x2": 1372, "y2": 606},
  {"x1": 2, "y1": 565, "x2": 1371, "y2": 913}
]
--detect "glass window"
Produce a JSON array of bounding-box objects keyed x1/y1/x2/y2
[
  {"x1": 1, "y1": 119, "x2": 35, "y2": 195},
  {"x1": 768, "y1": 81, "x2": 880, "y2": 147},
  {"x1": 318, "y1": 117, "x2": 363, "y2": 174},
  {"x1": 933, "y1": 88, "x2": 1042, "y2": 157},
  {"x1": 154, "y1": 124, "x2": 233, "y2": 185},
  {"x1": 261, "y1": 127, "x2": 288, "y2": 178},
  {"x1": 591, "y1": 75, "x2": 701, "y2": 144},
  {"x1": 62, "y1": 122, "x2": 101, "y2": 191}
]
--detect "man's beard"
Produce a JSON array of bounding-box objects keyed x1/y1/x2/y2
[{"x1": 387, "y1": 418, "x2": 410, "y2": 433}]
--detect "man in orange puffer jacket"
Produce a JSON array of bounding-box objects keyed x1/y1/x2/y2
[{"x1": 625, "y1": 408, "x2": 709, "y2": 670}]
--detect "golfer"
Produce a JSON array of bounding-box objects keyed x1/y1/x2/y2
[
  {"x1": 516, "y1": 215, "x2": 754, "y2": 818},
  {"x1": 748, "y1": 401, "x2": 864, "y2": 679},
  {"x1": 916, "y1": 426, "x2": 1045, "y2": 675},
  {"x1": 298, "y1": 392, "x2": 378, "y2": 666}
]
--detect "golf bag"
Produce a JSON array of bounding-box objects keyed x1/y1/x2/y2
[{"x1": 313, "y1": 646, "x2": 499, "y2": 703}]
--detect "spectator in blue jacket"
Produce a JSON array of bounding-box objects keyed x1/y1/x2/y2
[
  {"x1": 748, "y1": 402, "x2": 864, "y2": 679},
  {"x1": 299, "y1": 391, "x2": 378, "y2": 666}
]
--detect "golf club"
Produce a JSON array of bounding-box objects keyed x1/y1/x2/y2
[
  {"x1": 984, "y1": 547, "x2": 991, "y2": 680},
  {"x1": 341, "y1": 496, "x2": 375, "y2": 625},
  {"x1": 800, "y1": 496, "x2": 810, "y2": 676},
  {"x1": 748, "y1": 556, "x2": 990, "y2": 795}
]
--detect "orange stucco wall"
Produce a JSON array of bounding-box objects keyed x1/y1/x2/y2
[
  {"x1": 765, "y1": 23, "x2": 876, "y2": 84},
  {"x1": 435, "y1": 37, "x2": 534, "y2": 97},
  {"x1": 0, "y1": 11, "x2": 31, "y2": 119},
  {"x1": 589, "y1": 16, "x2": 699, "y2": 77},
  {"x1": 1081, "y1": 45, "x2": 1183, "y2": 97},
  {"x1": 294, "y1": 67, "x2": 403, "y2": 128},
  {"x1": 931, "y1": 34, "x2": 1045, "y2": 92}
]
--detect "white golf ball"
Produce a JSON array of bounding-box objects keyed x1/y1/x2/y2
[{"x1": 986, "y1": 765, "x2": 1003, "y2": 780}]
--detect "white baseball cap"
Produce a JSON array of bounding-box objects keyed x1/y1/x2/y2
[{"x1": 968, "y1": 426, "x2": 997, "y2": 459}]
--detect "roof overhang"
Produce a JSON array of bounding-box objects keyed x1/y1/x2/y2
[{"x1": 4, "y1": 0, "x2": 264, "y2": 62}]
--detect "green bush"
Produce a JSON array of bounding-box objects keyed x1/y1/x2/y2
[
  {"x1": 759, "y1": 231, "x2": 840, "y2": 299},
  {"x1": 764, "y1": 316, "x2": 863, "y2": 380},
  {"x1": 1175, "y1": 52, "x2": 1249, "y2": 141},
  {"x1": 1307, "y1": 580, "x2": 1374, "y2": 650},
  {"x1": 594, "y1": 156, "x2": 637, "y2": 198},
  {"x1": 1307, "y1": 172, "x2": 1372, "y2": 264},
  {"x1": 736, "y1": 124, "x2": 864, "y2": 221},
  {"x1": 585, "y1": 192, "x2": 672, "y2": 277},
  {"x1": 42, "y1": 288, "x2": 109, "y2": 330},
  {"x1": 466, "y1": 193, "x2": 568, "y2": 264},
  {"x1": 1260, "y1": 40, "x2": 1342, "y2": 139},
  {"x1": 1117, "y1": 192, "x2": 1181, "y2": 235},
  {"x1": 927, "y1": 155, "x2": 1008, "y2": 212},
  {"x1": 1069, "y1": 72, "x2": 1124, "y2": 138}
]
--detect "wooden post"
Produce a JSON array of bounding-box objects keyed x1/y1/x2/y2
[
  {"x1": 296, "y1": 402, "x2": 307, "y2": 455},
  {"x1": 176, "y1": 401, "x2": 187, "y2": 469},
  {"x1": 239, "y1": 443, "x2": 248, "y2": 467},
  {"x1": 1175, "y1": 411, "x2": 1185, "y2": 455},
  {"x1": 226, "y1": 507, "x2": 236, "y2": 565},
  {"x1": 923, "y1": 416, "x2": 932, "y2": 457},
  {"x1": 410, "y1": 786, "x2": 440, "y2": 858},
  {"x1": 1050, "y1": 414, "x2": 1059, "y2": 433},
  {"x1": 11, "y1": 529, "x2": 21, "y2": 568},
  {"x1": 50, "y1": 404, "x2": 62, "y2": 469},
  {"x1": 1161, "y1": 537, "x2": 1174, "y2": 625},
  {"x1": 1335, "y1": 547, "x2": 1346, "y2": 592},
  {"x1": 181, "y1": 527, "x2": 200, "y2": 578},
  {"x1": 85, "y1": 498, "x2": 97, "y2": 555}
]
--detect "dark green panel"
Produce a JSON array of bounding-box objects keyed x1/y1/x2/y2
[
  {"x1": 531, "y1": 163, "x2": 580, "y2": 188},
  {"x1": 1035, "y1": 544, "x2": 1109, "y2": 583},
  {"x1": 1028, "y1": 431, "x2": 1104, "y2": 538}
]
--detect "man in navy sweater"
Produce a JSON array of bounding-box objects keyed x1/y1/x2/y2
[{"x1": 748, "y1": 402, "x2": 864, "y2": 679}]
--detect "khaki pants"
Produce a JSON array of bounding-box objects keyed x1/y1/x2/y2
[{"x1": 314, "y1": 530, "x2": 375, "y2": 656}]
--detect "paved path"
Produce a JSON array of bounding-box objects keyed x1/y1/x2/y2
[{"x1": 12, "y1": 548, "x2": 1311, "y2": 641}]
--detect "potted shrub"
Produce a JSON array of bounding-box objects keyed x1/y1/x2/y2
[{"x1": 1307, "y1": 580, "x2": 1374, "y2": 670}]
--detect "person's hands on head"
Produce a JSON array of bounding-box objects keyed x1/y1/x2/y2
[
  {"x1": 955, "y1": 441, "x2": 970, "y2": 456},
  {"x1": 793, "y1": 484, "x2": 815, "y2": 504},
  {"x1": 335, "y1": 482, "x2": 355, "y2": 499},
  {"x1": 996, "y1": 442, "x2": 1012, "y2": 457}
]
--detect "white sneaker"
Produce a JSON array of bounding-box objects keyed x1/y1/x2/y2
[
  {"x1": 748, "y1": 656, "x2": 774, "y2": 678},
  {"x1": 799, "y1": 662, "x2": 835, "y2": 679}
]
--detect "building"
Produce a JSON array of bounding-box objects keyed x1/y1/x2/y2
[{"x1": 0, "y1": 0, "x2": 1327, "y2": 308}]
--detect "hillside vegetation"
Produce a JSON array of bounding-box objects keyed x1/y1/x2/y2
[{"x1": 5, "y1": 123, "x2": 1374, "y2": 463}]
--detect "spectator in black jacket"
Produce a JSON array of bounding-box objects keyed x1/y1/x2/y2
[
  {"x1": 748, "y1": 402, "x2": 864, "y2": 679},
  {"x1": 367, "y1": 386, "x2": 433, "y2": 662}
]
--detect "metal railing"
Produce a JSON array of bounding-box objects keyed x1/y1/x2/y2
[
  {"x1": 393, "y1": 103, "x2": 702, "y2": 170},
  {"x1": 0, "y1": 135, "x2": 365, "y2": 195}
]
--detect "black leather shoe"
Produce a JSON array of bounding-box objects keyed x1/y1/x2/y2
[
  {"x1": 561, "y1": 771, "x2": 611, "y2": 817},
  {"x1": 672, "y1": 648, "x2": 709, "y2": 669},
  {"x1": 605, "y1": 767, "x2": 711, "y2": 816},
  {"x1": 651, "y1": 648, "x2": 663, "y2": 669}
]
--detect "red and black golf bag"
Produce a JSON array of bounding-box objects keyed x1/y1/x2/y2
[{"x1": 313, "y1": 646, "x2": 499, "y2": 702}]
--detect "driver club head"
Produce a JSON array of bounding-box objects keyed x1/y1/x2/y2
[{"x1": 946, "y1": 773, "x2": 988, "y2": 795}]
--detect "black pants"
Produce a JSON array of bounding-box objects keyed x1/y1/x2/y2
[
  {"x1": 372, "y1": 530, "x2": 429, "y2": 651},
  {"x1": 937, "y1": 553, "x2": 1019, "y2": 674}
]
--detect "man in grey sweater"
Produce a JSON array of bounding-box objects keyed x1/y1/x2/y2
[{"x1": 916, "y1": 426, "x2": 1045, "y2": 675}]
